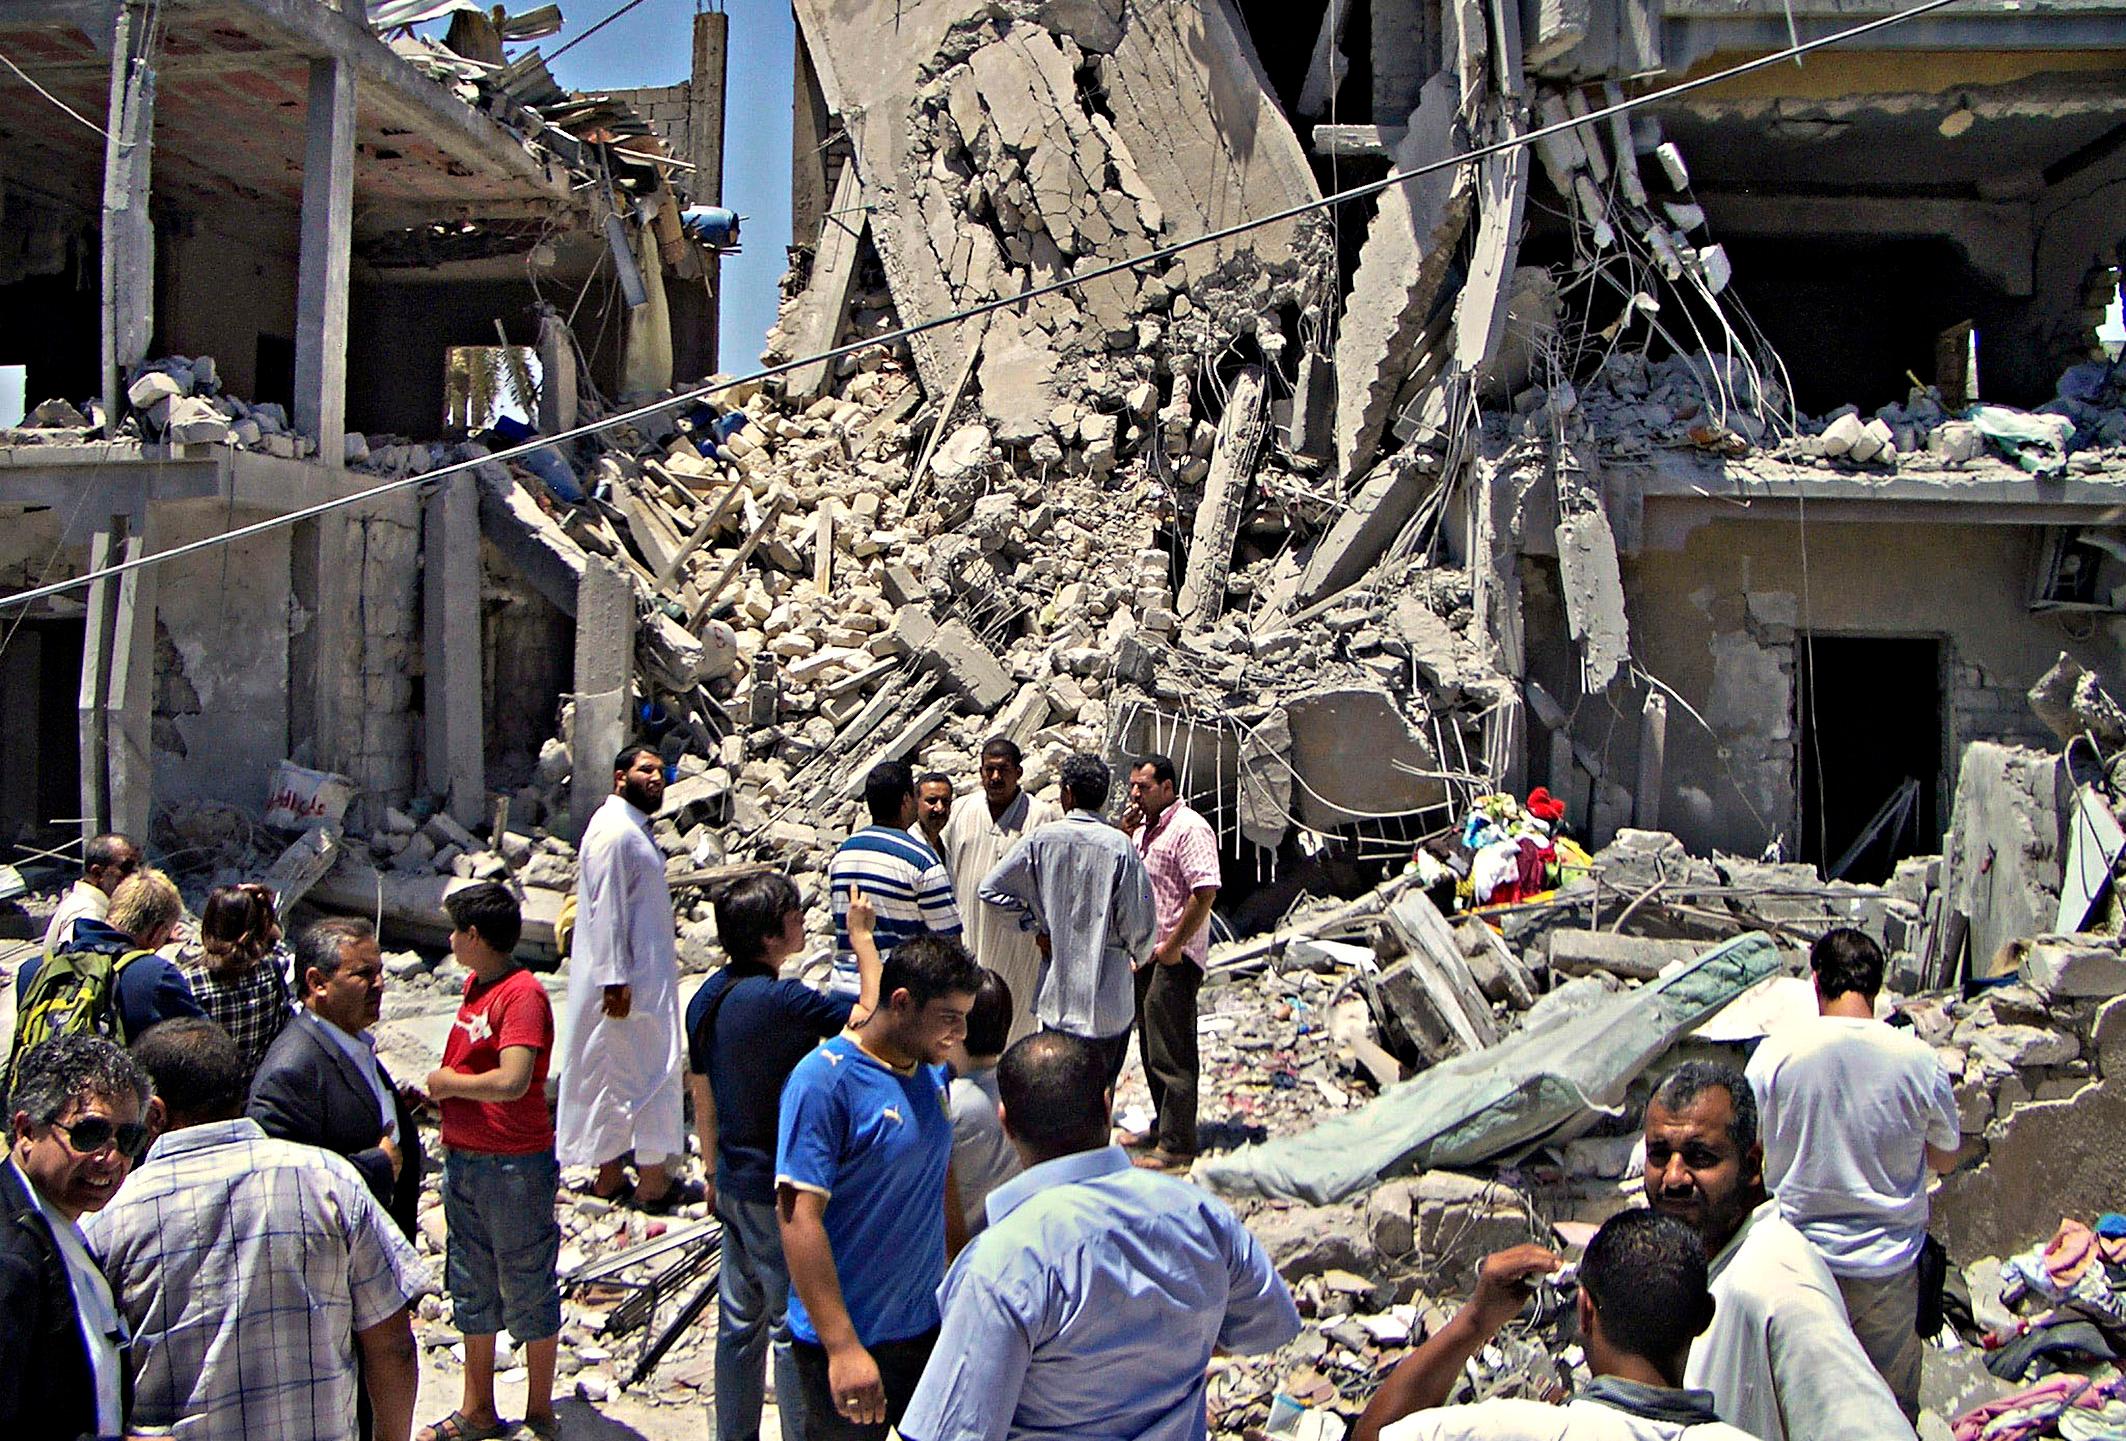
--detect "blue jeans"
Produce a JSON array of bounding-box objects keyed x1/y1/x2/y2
[
  {"x1": 443, "y1": 1148, "x2": 562, "y2": 1340},
  {"x1": 715, "y1": 1192, "x2": 805, "y2": 1441}
]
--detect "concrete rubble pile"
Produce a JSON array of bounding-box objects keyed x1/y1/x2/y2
[{"x1": 2, "y1": 355, "x2": 321, "y2": 458}]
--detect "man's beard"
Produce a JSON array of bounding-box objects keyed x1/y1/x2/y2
[{"x1": 621, "y1": 777, "x2": 661, "y2": 811}]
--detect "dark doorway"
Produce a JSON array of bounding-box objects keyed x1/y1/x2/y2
[
  {"x1": 0, "y1": 617, "x2": 86, "y2": 853},
  {"x1": 1797, "y1": 635, "x2": 1943, "y2": 883}
]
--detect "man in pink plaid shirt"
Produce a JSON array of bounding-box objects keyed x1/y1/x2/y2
[{"x1": 1119, "y1": 754, "x2": 1222, "y2": 1172}]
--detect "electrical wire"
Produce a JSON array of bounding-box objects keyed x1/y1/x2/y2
[
  {"x1": 0, "y1": 43, "x2": 109, "y2": 138},
  {"x1": 0, "y1": 0, "x2": 1972, "y2": 616},
  {"x1": 543, "y1": 0, "x2": 656, "y2": 63}
]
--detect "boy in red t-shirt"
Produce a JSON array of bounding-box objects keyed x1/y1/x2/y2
[{"x1": 419, "y1": 883, "x2": 561, "y2": 1441}]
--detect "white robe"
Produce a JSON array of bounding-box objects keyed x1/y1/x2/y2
[
  {"x1": 942, "y1": 789, "x2": 1061, "y2": 1044},
  {"x1": 556, "y1": 794, "x2": 685, "y2": 1167}
]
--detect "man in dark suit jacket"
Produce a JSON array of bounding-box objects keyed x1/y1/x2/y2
[
  {"x1": 247, "y1": 917, "x2": 422, "y2": 1238},
  {"x1": 2, "y1": 1033, "x2": 152, "y2": 1440}
]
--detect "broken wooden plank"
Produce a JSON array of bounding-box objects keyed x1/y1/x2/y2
[
  {"x1": 653, "y1": 471, "x2": 748, "y2": 591},
  {"x1": 686, "y1": 492, "x2": 787, "y2": 629}
]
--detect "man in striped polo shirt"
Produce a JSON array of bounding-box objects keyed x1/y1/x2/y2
[{"x1": 827, "y1": 762, "x2": 964, "y2": 1004}]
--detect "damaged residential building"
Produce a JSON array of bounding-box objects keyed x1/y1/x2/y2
[
  {"x1": 0, "y1": 0, "x2": 2123, "y2": 974},
  {"x1": 742, "y1": 0, "x2": 2126, "y2": 925},
  {"x1": 0, "y1": 0, "x2": 730, "y2": 868}
]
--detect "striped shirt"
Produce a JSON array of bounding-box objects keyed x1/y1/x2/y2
[
  {"x1": 1134, "y1": 800, "x2": 1223, "y2": 966},
  {"x1": 85, "y1": 1118, "x2": 430, "y2": 1441},
  {"x1": 827, "y1": 825, "x2": 963, "y2": 997}
]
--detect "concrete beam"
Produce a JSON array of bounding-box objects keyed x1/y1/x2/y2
[
  {"x1": 1661, "y1": 1, "x2": 2126, "y2": 73},
  {"x1": 689, "y1": 10, "x2": 728, "y2": 206},
  {"x1": 1372, "y1": 0, "x2": 1430, "y2": 121},
  {"x1": 422, "y1": 473, "x2": 485, "y2": 826},
  {"x1": 294, "y1": 56, "x2": 356, "y2": 467},
  {"x1": 784, "y1": 164, "x2": 867, "y2": 399},
  {"x1": 105, "y1": 519, "x2": 157, "y2": 841},
  {"x1": 1178, "y1": 366, "x2": 1269, "y2": 627},
  {"x1": 1311, "y1": 123, "x2": 1406, "y2": 158},
  {"x1": 1334, "y1": 74, "x2": 1478, "y2": 481},
  {"x1": 1297, "y1": 454, "x2": 1440, "y2": 607},
  {"x1": 1297, "y1": 0, "x2": 1355, "y2": 118},
  {"x1": 567, "y1": 556, "x2": 635, "y2": 840}
]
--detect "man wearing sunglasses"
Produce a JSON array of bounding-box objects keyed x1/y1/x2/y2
[{"x1": 1, "y1": 1032, "x2": 153, "y2": 1441}]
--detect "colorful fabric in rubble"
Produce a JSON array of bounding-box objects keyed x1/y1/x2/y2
[
  {"x1": 1953, "y1": 1376, "x2": 2126, "y2": 1441},
  {"x1": 1443, "y1": 791, "x2": 1591, "y2": 908}
]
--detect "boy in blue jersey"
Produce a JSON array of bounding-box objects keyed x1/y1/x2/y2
[{"x1": 776, "y1": 933, "x2": 980, "y2": 1441}]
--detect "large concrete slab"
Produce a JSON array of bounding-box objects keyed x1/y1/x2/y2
[
  {"x1": 788, "y1": 0, "x2": 1323, "y2": 413},
  {"x1": 1333, "y1": 74, "x2": 1478, "y2": 482}
]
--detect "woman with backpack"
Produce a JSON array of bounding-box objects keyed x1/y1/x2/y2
[{"x1": 178, "y1": 883, "x2": 293, "y2": 1083}]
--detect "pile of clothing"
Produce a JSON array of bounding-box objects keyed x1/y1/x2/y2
[
  {"x1": 1414, "y1": 790, "x2": 1593, "y2": 911},
  {"x1": 1962, "y1": 1216, "x2": 2126, "y2": 1414},
  {"x1": 1954, "y1": 1377, "x2": 2126, "y2": 1441}
]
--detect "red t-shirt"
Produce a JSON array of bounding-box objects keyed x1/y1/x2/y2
[{"x1": 439, "y1": 966, "x2": 555, "y2": 1154}]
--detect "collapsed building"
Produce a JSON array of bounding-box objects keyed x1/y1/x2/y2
[
  {"x1": 3, "y1": 0, "x2": 2122, "y2": 930},
  {"x1": 3, "y1": 0, "x2": 2126, "y2": 1431},
  {"x1": 0, "y1": 0, "x2": 728, "y2": 856}
]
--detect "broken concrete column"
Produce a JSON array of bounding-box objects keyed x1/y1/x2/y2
[
  {"x1": 1635, "y1": 690, "x2": 1666, "y2": 830},
  {"x1": 1555, "y1": 502, "x2": 1630, "y2": 695},
  {"x1": 422, "y1": 473, "x2": 487, "y2": 827},
  {"x1": 784, "y1": 165, "x2": 867, "y2": 400},
  {"x1": 293, "y1": 57, "x2": 355, "y2": 466},
  {"x1": 77, "y1": 517, "x2": 158, "y2": 843},
  {"x1": 1334, "y1": 75, "x2": 1478, "y2": 481},
  {"x1": 1177, "y1": 367, "x2": 1267, "y2": 628},
  {"x1": 567, "y1": 556, "x2": 635, "y2": 839}
]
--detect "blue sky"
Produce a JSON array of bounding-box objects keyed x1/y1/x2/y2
[{"x1": 543, "y1": 0, "x2": 795, "y2": 374}]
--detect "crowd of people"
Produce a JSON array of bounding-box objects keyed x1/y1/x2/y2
[{"x1": 0, "y1": 741, "x2": 1968, "y2": 1441}]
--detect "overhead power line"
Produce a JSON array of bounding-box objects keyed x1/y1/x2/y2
[{"x1": 0, "y1": 0, "x2": 1967, "y2": 615}]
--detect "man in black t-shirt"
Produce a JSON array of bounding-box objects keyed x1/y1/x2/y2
[{"x1": 685, "y1": 875, "x2": 857, "y2": 1441}]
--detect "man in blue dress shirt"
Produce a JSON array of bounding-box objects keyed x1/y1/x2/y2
[{"x1": 898, "y1": 1031, "x2": 1299, "y2": 1441}]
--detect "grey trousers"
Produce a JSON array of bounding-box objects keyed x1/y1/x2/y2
[{"x1": 1836, "y1": 1265, "x2": 1924, "y2": 1422}]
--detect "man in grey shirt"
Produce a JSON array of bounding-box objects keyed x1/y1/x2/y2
[
  {"x1": 945, "y1": 970, "x2": 1021, "y2": 1236},
  {"x1": 979, "y1": 753, "x2": 1155, "y2": 1085}
]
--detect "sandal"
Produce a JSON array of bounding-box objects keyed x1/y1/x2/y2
[
  {"x1": 518, "y1": 1416, "x2": 559, "y2": 1441},
  {"x1": 632, "y1": 1177, "x2": 706, "y2": 1214},
  {"x1": 417, "y1": 1410, "x2": 512, "y2": 1441}
]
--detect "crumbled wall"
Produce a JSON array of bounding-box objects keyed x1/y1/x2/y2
[
  {"x1": 1618, "y1": 516, "x2": 2126, "y2": 857},
  {"x1": 149, "y1": 512, "x2": 293, "y2": 812},
  {"x1": 345, "y1": 499, "x2": 424, "y2": 810}
]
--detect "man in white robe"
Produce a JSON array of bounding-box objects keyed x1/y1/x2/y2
[
  {"x1": 557, "y1": 745, "x2": 689, "y2": 1207},
  {"x1": 941, "y1": 738, "x2": 1059, "y2": 1044}
]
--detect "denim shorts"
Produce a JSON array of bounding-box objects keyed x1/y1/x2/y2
[{"x1": 443, "y1": 1148, "x2": 562, "y2": 1340}]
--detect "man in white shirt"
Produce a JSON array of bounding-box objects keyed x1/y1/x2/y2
[
  {"x1": 1644, "y1": 1063, "x2": 1913, "y2": 1441},
  {"x1": 1355, "y1": 1210, "x2": 1761, "y2": 1441},
  {"x1": 941, "y1": 739, "x2": 1060, "y2": 1045},
  {"x1": 1745, "y1": 928, "x2": 1960, "y2": 1419},
  {"x1": 558, "y1": 744, "x2": 693, "y2": 1210},
  {"x1": 41, "y1": 833, "x2": 142, "y2": 953}
]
